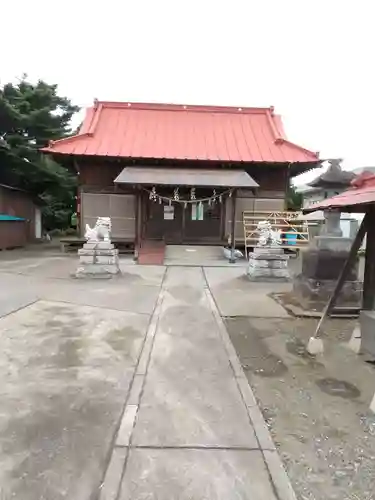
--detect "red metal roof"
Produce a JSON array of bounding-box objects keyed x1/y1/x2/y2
[
  {"x1": 304, "y1": 173, "x2": 375, "y2": 213},
  {"x1": 42, "y1": 101, "x2": 319, "y2": 163}
]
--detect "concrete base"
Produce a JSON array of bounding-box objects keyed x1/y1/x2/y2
[
  {"x1": 293, "y1": 275, "x2": 362, "y2": 312},
  {"x1": 247, "y1": 248, "x2": 290, "y2": 282},
  {"x1": 347, "y1": 325, "x2": 362, "y2": 354},
  {"x1": 370, "y1": 392, "x2": 375, "y2": 414},
  {"x1": 307, "y1": 336, "x2": 324, "y2": 355},
  {"x1": 346, "y1": 319, "x2": 375, "y2": 416},
  {"x1": 359, "y1": 310, "x2": 375, "y2": 357},
  {"x1": 75, "y1": 241, "x2": 121, "y2": 278}
]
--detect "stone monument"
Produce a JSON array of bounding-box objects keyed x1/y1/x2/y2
[
  {"x1": 247, "y1": 221, "x2": 291, "y2": 282},
  {"x1": 293, "y1": 160, "x2": 361, "y2": 311},
  {"x1": 293, "y1": 209, "x2": 361, "y2": 310},
  {"x1": 75, "y1": 217, "x2": 121, "y2": 278}
]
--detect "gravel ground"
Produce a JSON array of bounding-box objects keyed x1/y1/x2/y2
[{"x1": 225, "y1": 316, "x2": 375, "y2": 500}]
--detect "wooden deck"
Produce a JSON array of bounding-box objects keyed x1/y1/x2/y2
[{"x1": 60, "y1": 237, "x2": 134, "y2": 254}]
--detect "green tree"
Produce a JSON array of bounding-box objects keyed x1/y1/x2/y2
[
  {"x1": 286, "y1": 184, "x2": 303, "y2": 211},
  {"x1": 0, "y1": 76, "x2": 79, "y2": 229}
]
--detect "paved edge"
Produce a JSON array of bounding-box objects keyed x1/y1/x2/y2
[
  {"x1": 0, "y1": 298, "x2": 39, "y2": 320},
  {"x1": 98, "y1": 266, "x2": 298, "y2": 500},
  {"x1": 203, "y1": 278, "x2": 298, "y2": 500},
  {"x1": 97, "y1": 272, "x2": 166, "y2": 500}
]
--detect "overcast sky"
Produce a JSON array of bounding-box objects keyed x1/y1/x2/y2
[{"x1": 2, "y1": 0, "x2": 374, "y2": 184}]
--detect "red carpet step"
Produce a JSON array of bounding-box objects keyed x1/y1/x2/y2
[{"x1": 138, "y1": 240, "x2": 165, "y2": 265}]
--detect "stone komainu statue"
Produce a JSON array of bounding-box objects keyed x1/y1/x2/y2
[
  {"x1": 85, "y1": 217, "x2": 112, "y2": 243},
  {"x1": 256, "y1": 220, "x2": 281, "y2": 247}
]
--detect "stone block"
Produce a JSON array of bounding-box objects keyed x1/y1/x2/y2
[
  {"x1": 75, "y1": 245, "x2": 121, "y2": 278},
  {"x1": 360, "y1": 310, "x2": 375, "y2": 357},
  {"x1": 76, "y1": 263, "x2": 121, "y2": 277},
  {"x1": 81, "y1": 242, "x2": 97, "y2": 250},
  {"x1": 247, "y1": 249, "x2": 291, "y2": 282},
  {"x1": 78, "y1": 255, "x2": 95, "y2": 264},
  {"x1": 251, "y1": 252, "x2": 289, "y2": 261},
  {"x1": 248, "y1": 259, "x2": 288, "y2": 269},
  {"x1": 301, "y1": 248, "x2": 358, "y2": 281},
  {"x1": 347, "y1": 325, "x2": 361, "y2": 354},
  {"x1": 78, "y1": 248, "x2": 118, "y2": 257},
  {"x1": 247, "y1": 264, "x2": 291, "y2": 282},
  {"x1": 292, "y1": 235, "x2": 362, "y2": 311},
  {"x1": 370, "y1": 392, "x2": 375, "y2": 414},
  {"x1": 82, "y1": 241, "x2": 115, "y2": 251},
  {"x1": 96, "y1": 241, "x2": 115, "y2": 250},
  {"x1": 94, "y1": 255, "x2": 119, "y2": 265},
  {"x1": 253, "y1": 247, "x2": 284, "y2": 255},
  {"x1": 313, "y1": 235, "x2": 352, "y2": 252},
  {"x1": 248, "y1": 268, "x2": 290, "y2": 280},
  {"x1": 293, "y1": 273, "x2": 361, "y2": 311}
]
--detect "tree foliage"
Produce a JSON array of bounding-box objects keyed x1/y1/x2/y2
[
  {"x1": 286, "y1": 184, "x2": 303, "y2": 211},
  {"x1": 0, "y1": 76, "x2": 79, "y2": 230}
]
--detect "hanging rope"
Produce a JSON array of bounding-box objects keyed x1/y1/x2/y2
[{"x1": 142, "y1": 186, "x2": 233, "y2": 204}]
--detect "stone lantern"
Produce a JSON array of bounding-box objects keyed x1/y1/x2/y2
[
  {"x1": 293, "y1": 160, "x2": 361, "y2": 311},
  {"x1": 308, "y1": 158, "x2": 355, "y2": 195}
]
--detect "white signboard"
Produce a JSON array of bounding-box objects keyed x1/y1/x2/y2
[{"x1": 164, "y1": 206, "x2": 174, "y2": 220}]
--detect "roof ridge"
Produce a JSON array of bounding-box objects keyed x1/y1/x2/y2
[
  {"x1": 278, "y1": 138, "x2": 320, "y2": 159},
  {"x1": 88, "y1": 102, "x2": 103, "y2": 135},
  {"x1": 265, "y1": 109, "x2": 282, "y2": 141},
  {"x1": 42, "y1": 133, "x2": 91, "y2": 150},
  {"x1": 263, "y1": 109, "x2": 319, "y2": 159},
  {"x1": 95, "y1": 100, "x2": 274, "y2": 115}
]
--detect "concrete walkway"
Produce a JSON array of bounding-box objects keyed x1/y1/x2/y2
[
  {"x1": 0, "y1": 256, "x2": 294, "y2": 499},
  {"x1": 102, "y1": 267, "x2": 294, "y2": 500}
]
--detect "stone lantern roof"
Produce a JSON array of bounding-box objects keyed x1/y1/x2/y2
[{"x1": 308, "y1": 159, "x2": 355, "y2": 188}]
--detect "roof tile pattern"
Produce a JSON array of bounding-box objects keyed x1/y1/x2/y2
[
  {"x1": 43, "y1": 102, "x2": 319, "y2": 163},
  {"x1": 304, "y1": 173, "x2": 375, "y2": 212}
]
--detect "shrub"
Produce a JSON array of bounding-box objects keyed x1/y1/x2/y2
[
  {"x1": 65, "y1": 228, "x2": 78, "y2": 236},
  {"x1": 49, "y1": 228, "x2": 62, "y2": 237}
]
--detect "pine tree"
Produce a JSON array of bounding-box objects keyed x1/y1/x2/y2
[{"x1": 0, "y1": 76, "x2": 79, "y2": 229}]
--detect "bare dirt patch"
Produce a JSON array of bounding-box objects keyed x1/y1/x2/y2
[{"x1": 226, "y1": 316, "x2": 375, "y2": 500}]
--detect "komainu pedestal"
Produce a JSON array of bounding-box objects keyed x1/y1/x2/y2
[
  {"x1": 76, "y1": 241, "x2": 121, "y2": 278},
  {"x1": 247, "y1": 248, "x2": 291, "y2": 282}
]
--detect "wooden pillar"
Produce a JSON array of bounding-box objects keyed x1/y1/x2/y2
[
  {"x1": 363, "y1": 207, "x2": 375, "y2": 310},
  {"x1": 134, "y1": 187, "x2": 142, "y2": 260},
  {"x1": 73, "y1": 160, "x2": 81, "y2": 236},
  {"x1": 77, "y1": 187, "x2": 82, "y2": 236},
  {"x1": 229, "y1": 189, "x2": 237, "y2": 263}
]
